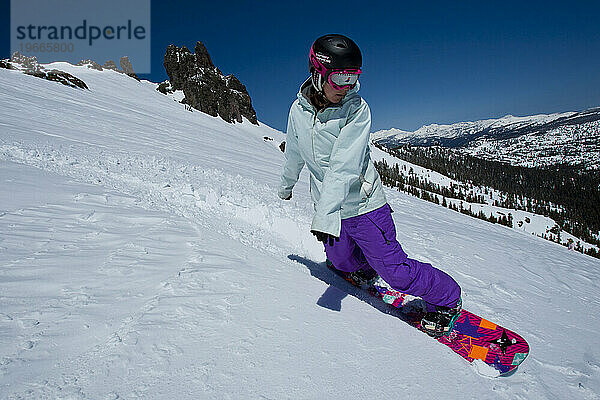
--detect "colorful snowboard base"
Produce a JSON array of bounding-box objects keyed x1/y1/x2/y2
[{"x1": 325, "y1": 260, "x2": 529, "y2": 376}]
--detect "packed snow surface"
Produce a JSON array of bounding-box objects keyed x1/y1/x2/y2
[{"x1": 1, "y1": 63, "x2": 600, "y2": 399}]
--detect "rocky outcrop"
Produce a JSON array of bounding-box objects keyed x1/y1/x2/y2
[
  {"x1": 103, "y1": 60, "x2": 119, "y2": 71},
  {"x1": 119, "y1": 56, "x2": 134, "y2": 74},
  {"x1": 162, "y1": 41, "x2": 258, "y2": 125},
  {"x1": 5, "y1": 52, "x2": 88, "y2": 89},
  {"x1": 77, "y1": 57, "x2": 139, "y2": 80},
  {"x1": 0, "y1": 59, "x2": 13, "y2": 70},
  {"x1": 156, "y1": 80, "x2": 174, "y2": 95},
  {"x1": 24, "y1": 69, "x2": 88, "y2": 89},
  {"x1": 10, "y1": 52, "x2": 42, "y2": 72},
  {"x1": 119, "y1": 56, "x2": 139, "y2": 80},
  {"x1": 77, "y1": 59, "x2": 103, "y2": 71}
]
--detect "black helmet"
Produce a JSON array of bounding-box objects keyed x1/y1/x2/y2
[{"x1": 309, "y1": 34, "x2": 362, "y2": 92}]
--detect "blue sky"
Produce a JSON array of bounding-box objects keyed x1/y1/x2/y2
[{"x1": 2, "y1": 0, "x2": 600, "y2": 132}]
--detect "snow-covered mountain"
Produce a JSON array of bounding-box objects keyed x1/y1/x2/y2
[
  {"x1": 1, "y1": 61, "x2": 600, "y2": 399},
  {"x1": 374, "y1": 109, "x2": 600, "y2": 169}
]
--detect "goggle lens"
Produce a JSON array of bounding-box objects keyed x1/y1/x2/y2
[{"x1": 328, "y1": 70, "x2": 361, "y2": 90}]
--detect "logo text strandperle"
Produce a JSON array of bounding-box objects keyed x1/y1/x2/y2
[{"x1": 15, "y1": 20, "x2": 146, "y2": 46}]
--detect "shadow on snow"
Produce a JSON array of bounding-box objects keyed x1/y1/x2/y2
[{"x1": 288, "y1": 254, "x2": 423, "y2": 326}]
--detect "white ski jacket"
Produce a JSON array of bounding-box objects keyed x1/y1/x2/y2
[{"x1": 278, "y1": 78, "x2": 387, "y2": 237}]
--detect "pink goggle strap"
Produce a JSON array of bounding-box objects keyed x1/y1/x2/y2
[{"x1": 309, "y1": 47, "x2": 328, "y2": 76}]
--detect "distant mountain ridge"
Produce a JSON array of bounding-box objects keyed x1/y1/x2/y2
[{"x1": 373, "y1": 107, "x2": 600, "y2": 170}]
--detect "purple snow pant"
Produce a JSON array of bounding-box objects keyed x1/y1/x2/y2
[{"x1": 325, "y1": 204, "x2": 461, "y2": 308}]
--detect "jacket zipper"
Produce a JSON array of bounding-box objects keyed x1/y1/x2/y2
[{"x1": 312, "y1": 111, "x2": 317, "y2": 167}]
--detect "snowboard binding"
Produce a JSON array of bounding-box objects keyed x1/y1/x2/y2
[
  {"x1": 346, "y1": 267, "x2": 379, "y2": 289},
  {"x1": 420, "y1": 299, "x2": 462, "y2": 338},
  {"x1": 325, "y1": 259, "x2": 379, "y2": 289}
]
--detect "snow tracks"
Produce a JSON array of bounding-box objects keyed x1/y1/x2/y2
[{"x1": 0, "y1": 142, "x2": 318, "y2": 260}]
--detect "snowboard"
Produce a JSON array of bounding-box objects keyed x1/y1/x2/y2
[{"x1": 325, "y1": 260, "x2": 529, "y2": 376}]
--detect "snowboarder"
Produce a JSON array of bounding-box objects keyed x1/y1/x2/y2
[{"x1": 278, "y1": 34, "x2": 462, "y2": 337}]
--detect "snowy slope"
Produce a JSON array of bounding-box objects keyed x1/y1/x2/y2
[{"x1": 1, "y1": 63, "x2": 600, "y2": 399}]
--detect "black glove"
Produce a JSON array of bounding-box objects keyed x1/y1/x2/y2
[{"x1": 311, "y1": 230, "x2": 339, "y2": 246}]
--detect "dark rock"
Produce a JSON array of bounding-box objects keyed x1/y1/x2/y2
[
  {"x1": 103, "y1": 60, "x2": 120, "y2": 71},
  {"x1": 11, "y1": 52, "x2": 42, "y2": 72},
  {"x1": 163, "y1": 41, "x2": 258, "y2": 124},
  {"x1": 119, "y1": 56, "x2": 134, "y2": 74},
  {"x1": 24, "y1": 69, "x2": 88, "y2": 89},
  {"x1": 8, "y1": 51, "x2": 87, "y2": 89},
  {"x1": 279, "y1": 141, "x2": 286, "y2": 153},
  {"x1": 225, "y1": 75, "x2": 245, "y2": 92},
  {"x1": 156, "y1": 80, "x2": 174, "y2": 95},
  {"x1": 0, "y1": 60, "x2": 13, "y2": 69},
  {"x1": 77, "y1": 59, "x2": 103, "y2": 71},
  {"x1": 46, "y1": 70, "x2": 88, "y2": 89},
  {"x1": 78, "y1": 57, "x2": 138, "y2": 80},
  {"x1": 120, "y1": 56, "x2": 140, "y2": 80},
  {"x1": 194, "y1": 41, "x2": 216, "y2": 70},
  {"x1": 23, "y1": 70, "x2": 46, "y2": 79},
  {"x1": 163, "y1": 45, "x2": 194, "y2": 91}
]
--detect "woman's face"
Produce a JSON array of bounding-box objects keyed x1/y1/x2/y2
[{"x1": 322, "y1": 81, "x2": 350, "y2": 103}]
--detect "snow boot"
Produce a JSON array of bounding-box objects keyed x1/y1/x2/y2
[
  {"x1": 420, "y1": 299, "x2": 462, "y2": 338},
  {"x1": 347, "y1": 267, "x2": 379, "y2": 289},
  {"x1": 326, "y1": 259, "x2": 378, "y2": 289}
]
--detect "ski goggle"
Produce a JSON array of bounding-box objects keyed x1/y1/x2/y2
[
  {"x1": 327, "y1": 69, "x2": 362, "y2": 90},
  {"x1": 310, "y1": 47, "x2": 362, "y2": 90}
]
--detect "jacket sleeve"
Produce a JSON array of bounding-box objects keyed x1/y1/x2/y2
[
  {"x1": 311, "y1": 100, "x2": 372, "y2": 236},
  {"x1": 278, "y1": 105, "x2": 305, "y2": 199}
]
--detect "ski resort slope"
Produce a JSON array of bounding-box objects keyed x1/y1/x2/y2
[{"x1": 1, "y1": 64, "x2": 600, "y2": 399}]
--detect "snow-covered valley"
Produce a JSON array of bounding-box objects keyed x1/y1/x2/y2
[
  {"x1": 371, "y1": 146, "x2": 600, "y2": 255},
  {"x1": 1, "y1": 63, "x2": 600, "y2": 399}
]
